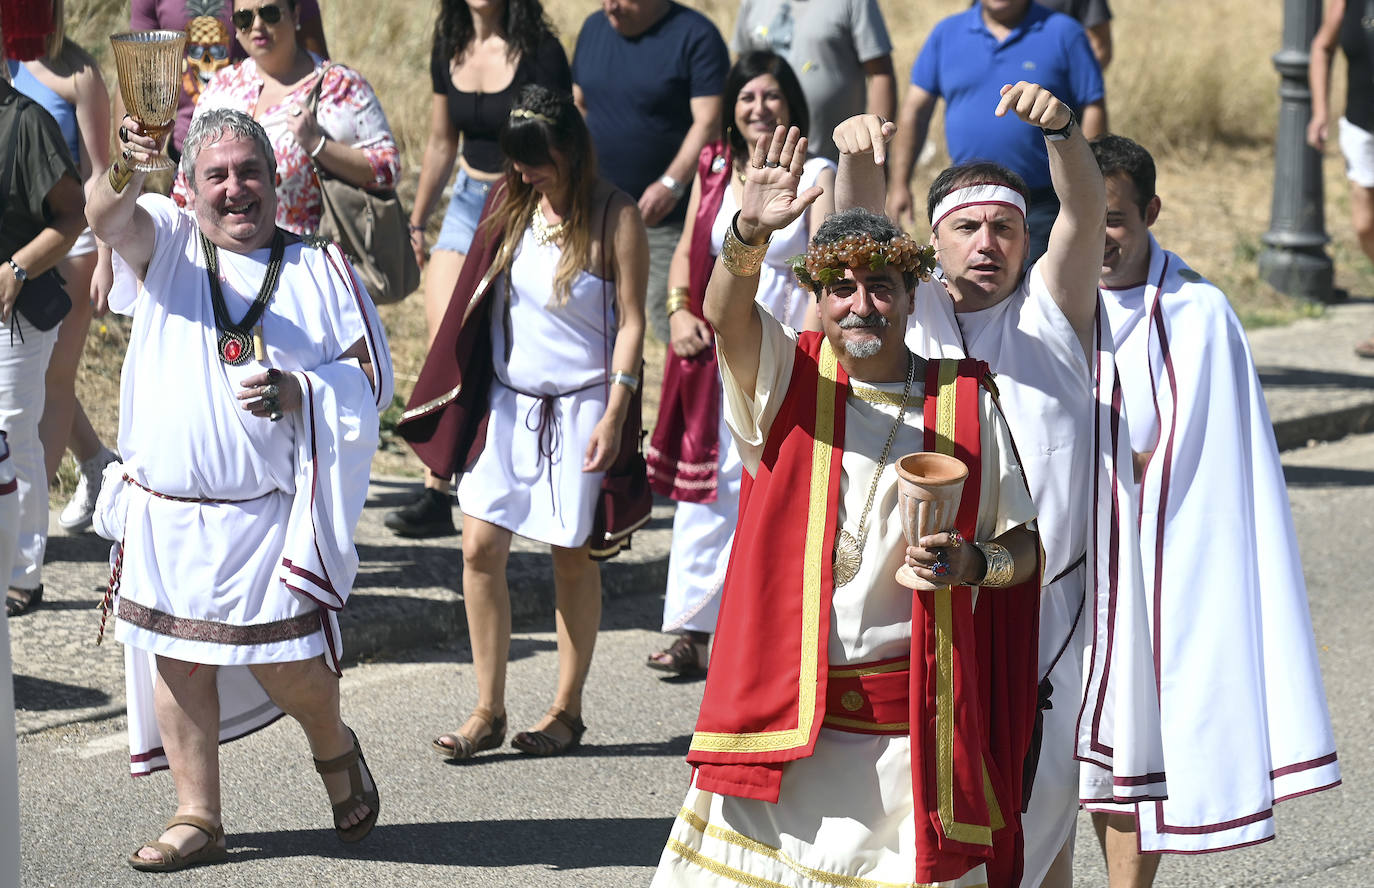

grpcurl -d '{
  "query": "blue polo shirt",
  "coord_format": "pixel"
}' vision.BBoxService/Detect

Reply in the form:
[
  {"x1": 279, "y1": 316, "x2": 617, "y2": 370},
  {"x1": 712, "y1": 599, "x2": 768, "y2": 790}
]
[
  {"x1": 912, "y1": 2, "x2": 1103, "y2": 190},
  {"x1": 573, "y1": 3, "x2": 729, "y2": 226}
]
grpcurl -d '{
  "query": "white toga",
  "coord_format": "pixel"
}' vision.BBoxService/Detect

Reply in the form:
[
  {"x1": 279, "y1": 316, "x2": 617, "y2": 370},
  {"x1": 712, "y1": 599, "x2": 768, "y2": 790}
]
[{"x1": 99, "y1": 194, "x2": 393, "y2": 775}]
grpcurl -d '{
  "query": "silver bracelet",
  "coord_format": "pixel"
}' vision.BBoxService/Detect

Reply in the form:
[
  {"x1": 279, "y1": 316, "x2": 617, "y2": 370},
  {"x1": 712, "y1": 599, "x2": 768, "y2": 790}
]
[
  {"x1": 310, "y1": 135, "x2": 327, "y2": 158},
  {"x1": 974, "y1": 541, "x2": 1016, "y2": 587},
  {"x1": 609, "y1": 371, "x2": 640, "y2": 393}
]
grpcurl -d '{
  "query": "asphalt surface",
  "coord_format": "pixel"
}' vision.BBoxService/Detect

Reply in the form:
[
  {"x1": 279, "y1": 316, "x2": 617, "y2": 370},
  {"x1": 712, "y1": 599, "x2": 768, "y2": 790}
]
[{"x1": 10, "y1": 296, "x2": 1374, "y2": 886}]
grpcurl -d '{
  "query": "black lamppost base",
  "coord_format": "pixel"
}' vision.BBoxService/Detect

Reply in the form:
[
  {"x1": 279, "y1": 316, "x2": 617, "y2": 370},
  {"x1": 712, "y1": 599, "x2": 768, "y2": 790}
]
[{"x1": 1259, "y1": 244, "x2": 1339, "y2": 303}]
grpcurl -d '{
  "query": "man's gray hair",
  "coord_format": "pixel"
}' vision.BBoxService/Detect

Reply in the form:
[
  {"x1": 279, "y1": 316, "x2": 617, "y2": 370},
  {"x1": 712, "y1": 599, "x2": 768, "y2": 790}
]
[
  {"x1": 810, "y1": 208, "x2": 919, "y2": 292},
  {"x1": 180, "y1": 108, "x2": 277, "y2": 189}
]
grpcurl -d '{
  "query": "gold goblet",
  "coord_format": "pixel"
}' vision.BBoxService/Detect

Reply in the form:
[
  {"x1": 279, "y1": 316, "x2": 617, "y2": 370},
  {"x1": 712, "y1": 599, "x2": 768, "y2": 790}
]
[
  {"x1": 110, "y1": 30, "x2": 186, "y2": 172},
  {"x1": 894, "y1": 452, "x2": 968, "y2": 591}
]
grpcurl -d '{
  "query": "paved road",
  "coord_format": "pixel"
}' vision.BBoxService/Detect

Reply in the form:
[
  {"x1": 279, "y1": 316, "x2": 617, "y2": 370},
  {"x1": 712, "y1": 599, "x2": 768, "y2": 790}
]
[{"x1": 16, "y1": 430, "x2": 1374, "y2": 886}]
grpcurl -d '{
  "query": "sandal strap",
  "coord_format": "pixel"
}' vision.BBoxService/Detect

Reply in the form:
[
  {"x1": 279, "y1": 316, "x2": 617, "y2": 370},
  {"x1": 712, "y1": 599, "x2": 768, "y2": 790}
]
[
  {"x1": 544, "y1": 707, "x2": 584, "y2": 733},
  {"x1": 314, "y1": 730, "x2": 362, "y2": 775},
  {"x1": 162, "y1": 814, "x2": 222, "y2": 840}
]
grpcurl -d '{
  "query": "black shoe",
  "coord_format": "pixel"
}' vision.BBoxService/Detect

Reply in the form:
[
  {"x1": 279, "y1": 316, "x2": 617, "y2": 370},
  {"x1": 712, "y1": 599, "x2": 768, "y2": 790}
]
[
  {"x1": 6, "y1": 584, "x2": 43, "y2": 617},
  {"x1": 384, "y1": 488, "x2": 456, "y2": 538}
]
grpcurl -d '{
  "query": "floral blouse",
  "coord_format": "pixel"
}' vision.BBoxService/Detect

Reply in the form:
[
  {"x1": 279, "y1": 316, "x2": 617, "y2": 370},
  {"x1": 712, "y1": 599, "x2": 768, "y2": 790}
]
[{"x1": 172, "y1": 55, "x2": 400, "y2": 235}]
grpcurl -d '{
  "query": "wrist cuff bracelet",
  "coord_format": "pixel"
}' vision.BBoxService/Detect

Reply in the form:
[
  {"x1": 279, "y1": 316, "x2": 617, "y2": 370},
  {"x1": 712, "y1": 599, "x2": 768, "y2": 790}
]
[
  {"x1": 666, "y1": 286, "x2": 690, "y2": 316},
  {"x1": 609, "y1": 371, "x2": 640, "y2": 393},
  {"x1": 973, "y1": 541, "x2": 1015, "y2": 587},
  {"x1": 108, "y1": 160, "x2": 134, "y2": 194},
  {"x1": 721, "y1": 211, "x2": 769, "y2": 277}
]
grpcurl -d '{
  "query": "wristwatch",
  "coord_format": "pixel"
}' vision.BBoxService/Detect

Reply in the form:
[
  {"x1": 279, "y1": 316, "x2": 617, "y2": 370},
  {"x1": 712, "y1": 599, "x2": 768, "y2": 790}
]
[
  {"x1": 659, "y1": 174, "x2": 686, "y2": 201},
  {"x1": 1040, "y1": 109, "x2": 1078, "y2": 142},
  {"x1": 5, "y1": 258, "x2": 26, "y2": 283}
]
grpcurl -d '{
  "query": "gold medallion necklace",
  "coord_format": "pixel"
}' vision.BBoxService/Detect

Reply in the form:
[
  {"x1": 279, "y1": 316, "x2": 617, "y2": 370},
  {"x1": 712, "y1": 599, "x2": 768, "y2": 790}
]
[
  {"x1": 832, "y1": 352, "x2": 916, "y2": 587},
  {"x1": 531, "y1": 202, "x2": 568, "y2": 246}
]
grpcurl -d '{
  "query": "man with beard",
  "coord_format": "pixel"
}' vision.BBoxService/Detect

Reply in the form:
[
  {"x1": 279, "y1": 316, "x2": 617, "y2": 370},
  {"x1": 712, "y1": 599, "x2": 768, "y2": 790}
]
[{"x1": 652, "y1": 118, "x2": 1045, "y2": 887}]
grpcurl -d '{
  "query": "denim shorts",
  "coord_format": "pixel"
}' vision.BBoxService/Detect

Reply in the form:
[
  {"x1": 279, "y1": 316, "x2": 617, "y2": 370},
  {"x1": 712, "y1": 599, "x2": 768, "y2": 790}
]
[{"x1": 434, "y1": 167, "x2": 495, "y2": 254}]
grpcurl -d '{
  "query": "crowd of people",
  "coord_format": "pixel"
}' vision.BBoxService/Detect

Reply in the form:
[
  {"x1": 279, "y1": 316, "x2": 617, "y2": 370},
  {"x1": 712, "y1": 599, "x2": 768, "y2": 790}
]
[{"x1": 0, "y1": 0, "x2": 1353, "y2": 885}]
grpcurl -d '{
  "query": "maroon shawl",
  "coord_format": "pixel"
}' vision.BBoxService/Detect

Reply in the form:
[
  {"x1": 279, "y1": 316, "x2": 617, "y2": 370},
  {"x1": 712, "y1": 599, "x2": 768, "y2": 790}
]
[{"x1": 645, "y1": 141, "x2": 732, "y2": 503}]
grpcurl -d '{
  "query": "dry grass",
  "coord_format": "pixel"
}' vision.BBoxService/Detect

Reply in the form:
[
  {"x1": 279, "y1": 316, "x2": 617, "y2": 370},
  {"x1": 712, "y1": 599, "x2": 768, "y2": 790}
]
[{"x1": 60, "y1": 0, "x2": 1372, "y2": 481}]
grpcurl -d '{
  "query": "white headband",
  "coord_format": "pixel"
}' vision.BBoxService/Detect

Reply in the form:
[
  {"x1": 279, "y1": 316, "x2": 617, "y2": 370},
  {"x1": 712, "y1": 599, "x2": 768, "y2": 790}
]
[{"x1": 931, "y1": 183, "x2": 1027, "y2": 230}]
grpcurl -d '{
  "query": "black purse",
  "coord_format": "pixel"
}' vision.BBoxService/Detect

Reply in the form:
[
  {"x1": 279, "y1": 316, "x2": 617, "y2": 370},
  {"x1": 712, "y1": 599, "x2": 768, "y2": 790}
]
[{"x1": 13, "y1": 267, "x2": 71, "y2": 331}]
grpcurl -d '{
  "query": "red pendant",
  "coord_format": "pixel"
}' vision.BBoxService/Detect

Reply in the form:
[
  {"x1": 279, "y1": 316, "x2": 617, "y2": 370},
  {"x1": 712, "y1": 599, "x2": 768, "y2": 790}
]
[{"x1": 218, "y1": 330, "x2": 251, "y2": 366}]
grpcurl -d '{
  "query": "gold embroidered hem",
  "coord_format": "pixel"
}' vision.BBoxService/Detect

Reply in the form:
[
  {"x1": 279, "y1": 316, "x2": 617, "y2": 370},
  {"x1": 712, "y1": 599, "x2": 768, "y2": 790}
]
[
  {"x1": 653, "y1": 793, "x2": 989, "y2": 888},
  {"x1": 117, "y1": 598, "x2": 320, "y2": 646}
]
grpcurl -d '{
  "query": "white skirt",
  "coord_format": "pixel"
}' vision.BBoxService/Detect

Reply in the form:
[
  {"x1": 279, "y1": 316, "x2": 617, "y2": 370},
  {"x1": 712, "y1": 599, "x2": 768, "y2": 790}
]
[
  {"x1": 652, "y1": 731, "x2": 986, "y2": 888},
  {"x1": 458, "y1": 379, "x2": 608, "y2": 548},
  {"x1": 662, "y1": 410, "x2": 742, "y2": 633}
]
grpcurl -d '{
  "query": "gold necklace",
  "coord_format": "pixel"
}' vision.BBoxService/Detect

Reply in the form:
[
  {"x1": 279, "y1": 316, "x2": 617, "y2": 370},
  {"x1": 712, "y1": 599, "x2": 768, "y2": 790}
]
[
  {"x1": 531, "y1": 203, "x2": 568, "y2": 246},
  {"x1": 832, "y1": 352, "x2": 917, "y2": 587}
]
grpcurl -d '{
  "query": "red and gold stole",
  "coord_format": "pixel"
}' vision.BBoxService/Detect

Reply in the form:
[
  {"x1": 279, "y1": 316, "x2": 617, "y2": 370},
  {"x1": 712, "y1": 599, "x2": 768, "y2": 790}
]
[
  {"x1": 687, "y1": 331, "x2": 844, "y2": 800},
  {"x1": 910, "y1": 359, "x2": 1040, "y2": 886}
]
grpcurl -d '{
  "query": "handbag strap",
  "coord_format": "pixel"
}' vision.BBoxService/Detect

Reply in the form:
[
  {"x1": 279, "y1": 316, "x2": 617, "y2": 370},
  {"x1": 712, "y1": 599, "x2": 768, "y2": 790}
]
[
  {"x1": 305, "y1": 62, "x2": 334, "y2": 187},
  {"x1": 599, "y1": 188, "x2": 615, "y2": 389}
]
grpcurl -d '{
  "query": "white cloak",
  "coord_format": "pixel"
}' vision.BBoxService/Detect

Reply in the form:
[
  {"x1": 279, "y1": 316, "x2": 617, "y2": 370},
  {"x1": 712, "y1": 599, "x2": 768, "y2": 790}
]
[
  {"x1": 1091, "y1": 237, "x2": 1339, "y2": 852},
  {"x1": 906, "y1": 265, "x2": 1166, "y2": 885}
]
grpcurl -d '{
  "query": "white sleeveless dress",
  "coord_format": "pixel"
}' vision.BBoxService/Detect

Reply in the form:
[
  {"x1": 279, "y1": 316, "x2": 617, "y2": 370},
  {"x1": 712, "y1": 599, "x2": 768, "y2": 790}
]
[{"x1": 457, "y1": 226, "x2": 617, "y2": 548}]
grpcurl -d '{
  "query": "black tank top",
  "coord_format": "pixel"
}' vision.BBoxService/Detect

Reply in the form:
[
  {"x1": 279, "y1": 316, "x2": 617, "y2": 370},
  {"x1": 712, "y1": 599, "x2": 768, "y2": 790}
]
[{"x1": 1341, "y1": 0, "x2": 1374, "y2": 131}]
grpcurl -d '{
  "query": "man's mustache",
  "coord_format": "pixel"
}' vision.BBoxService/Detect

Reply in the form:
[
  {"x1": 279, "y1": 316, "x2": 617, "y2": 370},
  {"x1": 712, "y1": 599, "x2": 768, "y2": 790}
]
[{"x1": 838, "y1": 313, "x2": 888, "y2": 330}]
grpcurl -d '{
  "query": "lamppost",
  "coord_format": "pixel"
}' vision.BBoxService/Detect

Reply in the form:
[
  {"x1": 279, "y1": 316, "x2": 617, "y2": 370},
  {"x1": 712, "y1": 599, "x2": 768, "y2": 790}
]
[{"x1": 1259, "y1": 0, "x2": 1338, "y2": 303}]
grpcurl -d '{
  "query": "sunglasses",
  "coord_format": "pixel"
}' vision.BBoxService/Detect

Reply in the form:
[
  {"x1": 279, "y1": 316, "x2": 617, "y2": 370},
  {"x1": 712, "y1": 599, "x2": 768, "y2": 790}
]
[{"x1": 232, "y1": 3, "x2": 284, "y2": 32}]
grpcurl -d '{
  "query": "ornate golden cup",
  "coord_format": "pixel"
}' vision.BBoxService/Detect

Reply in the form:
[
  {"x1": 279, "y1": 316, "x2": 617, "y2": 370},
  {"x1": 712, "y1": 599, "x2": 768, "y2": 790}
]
[
  {"x1": 110, "y1": 30, "x2": 186, "y2": 172},
  {"x1": 893, "y1": 452, "x2": 968, "y2": 591}
]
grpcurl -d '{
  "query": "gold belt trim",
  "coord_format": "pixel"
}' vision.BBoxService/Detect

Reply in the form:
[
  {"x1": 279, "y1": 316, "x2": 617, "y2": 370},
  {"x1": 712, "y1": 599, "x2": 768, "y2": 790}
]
[
  {"x1": 117, "y1": 598, "x2": 320, "y2": 646},
  {"x1": 671, "y1": 807, "x2": 948, "y2": 888}
]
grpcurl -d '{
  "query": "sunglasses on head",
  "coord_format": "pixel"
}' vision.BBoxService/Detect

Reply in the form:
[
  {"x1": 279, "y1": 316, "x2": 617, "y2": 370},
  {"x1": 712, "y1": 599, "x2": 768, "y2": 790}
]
[{"x1": 232, "y1": 3, "x2": 284, "y2": 31}]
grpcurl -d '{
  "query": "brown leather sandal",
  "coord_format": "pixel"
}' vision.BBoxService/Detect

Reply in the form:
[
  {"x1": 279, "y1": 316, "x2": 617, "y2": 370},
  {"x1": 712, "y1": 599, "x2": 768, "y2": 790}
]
[
  {"x1": 313, "y1": 728, "x2": 380, "y2": 843},
  {"x1": 511, "y1": 707, "x2": 586, "y2": 757},
  {"x1": 646, "y1": 632, "x2": 709, "y2": 677},
  {"x1": 127, "y1": 814, "x2": 227, "y2": 872},
  {"x1": 431, "y1": 706, "x2": 507, "y2": 760}
]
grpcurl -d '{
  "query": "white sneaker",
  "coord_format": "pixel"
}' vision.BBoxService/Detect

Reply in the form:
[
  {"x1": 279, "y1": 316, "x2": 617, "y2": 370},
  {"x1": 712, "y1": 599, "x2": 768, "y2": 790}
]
[{"x1": 59, "y1": 447, "x2": 117, "y2": 532}]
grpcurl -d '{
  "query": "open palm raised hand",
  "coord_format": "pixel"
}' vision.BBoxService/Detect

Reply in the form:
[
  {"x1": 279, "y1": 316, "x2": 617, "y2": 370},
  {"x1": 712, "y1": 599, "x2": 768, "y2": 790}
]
[{"x1": 737, "y1": 126, "x2": 825, "y2": 242}]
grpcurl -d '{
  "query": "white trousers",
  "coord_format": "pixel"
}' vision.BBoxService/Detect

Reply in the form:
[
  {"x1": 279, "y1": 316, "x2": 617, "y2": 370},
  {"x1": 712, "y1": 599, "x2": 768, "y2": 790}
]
[
  {"x1": 0, "y1": 316, "x2": 57, "y2": 590},
  {"x1": 0, "y1": 434, "x2": 25, "y2": 883}
]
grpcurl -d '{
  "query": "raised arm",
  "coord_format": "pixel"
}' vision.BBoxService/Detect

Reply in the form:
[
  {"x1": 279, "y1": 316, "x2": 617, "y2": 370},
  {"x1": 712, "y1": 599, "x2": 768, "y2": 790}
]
[
  {"x1": 707, "y1": 127, "x2": 823, "y2": 398},
  {"x1": 832, "y1": 114, "x2": 898, "y2": 215},
  {"x1": 85, "y1": 118, "x2": 161, "y2": 280},
  {"x1": 997, "y1": 81, "x2": 1104, "y2": 352},
  {"x1": 886, "y1": 84, "x2": 937, "y2": 229}
]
